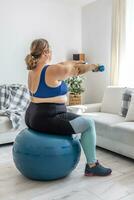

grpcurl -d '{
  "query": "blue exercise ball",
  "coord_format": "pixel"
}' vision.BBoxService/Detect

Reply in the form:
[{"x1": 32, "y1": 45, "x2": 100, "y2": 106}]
[{"x1": 12, "y1": 128, "x2": 81, "y2": 181}]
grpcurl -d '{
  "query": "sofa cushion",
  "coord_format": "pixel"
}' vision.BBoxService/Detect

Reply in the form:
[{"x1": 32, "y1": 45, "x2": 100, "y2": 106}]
[
  {"x1": 101, "y1": 86, "x2": 126, "y2": 114},
  {"x1": 111, "y1": 122, "x2": 134, "y2": 146},
  {"x1": 82, "y1": 112, "x2": 125, "y2": 142},
  {"x1": 0, "y1": 116, "x2": 12, "y2": 133},
  {"x1": 82, "y1": 112, "x2": 125, "y2": 126},
  {"x1": 83, "y1": 112, "x2": 134, "y2": 146}
]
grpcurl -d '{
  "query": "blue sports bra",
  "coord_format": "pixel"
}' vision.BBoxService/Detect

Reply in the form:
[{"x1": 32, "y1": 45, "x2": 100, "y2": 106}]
[{"x1": 30, "y1": 65, "x2": 68, "y2": 98}]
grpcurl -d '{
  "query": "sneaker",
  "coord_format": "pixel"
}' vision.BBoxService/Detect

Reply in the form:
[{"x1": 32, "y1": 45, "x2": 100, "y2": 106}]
[{"x1": 84, "y1": 160, "x2": 112, "y2": 176}]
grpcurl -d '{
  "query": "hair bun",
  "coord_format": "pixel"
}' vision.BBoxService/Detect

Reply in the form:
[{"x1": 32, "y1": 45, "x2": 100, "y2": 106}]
[
  {"x1": 25, "y1": 54, "x2": 38, "y2": 70},
  {"x1": 25, "y1": 38, "x2": 50, "y2": 70}
]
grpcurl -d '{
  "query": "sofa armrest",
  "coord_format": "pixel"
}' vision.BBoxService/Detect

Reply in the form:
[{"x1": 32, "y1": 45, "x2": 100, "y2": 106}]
[
  {"x1": 67, "y1": 103, "x2": 102, "y2": 114},
  {"x1": 83, "y1": 103, "x2": 102, "y2": 112}
]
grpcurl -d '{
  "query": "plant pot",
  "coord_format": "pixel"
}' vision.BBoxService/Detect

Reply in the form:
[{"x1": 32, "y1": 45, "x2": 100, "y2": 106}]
[{"x1": 69, "y1": 93, "x2": 81, "y2": 105}]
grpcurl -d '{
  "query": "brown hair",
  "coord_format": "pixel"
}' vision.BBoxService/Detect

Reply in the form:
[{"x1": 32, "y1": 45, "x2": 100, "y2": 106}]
[{"x1": 25, "y1": 39, "x2": 50, "y2": 70}]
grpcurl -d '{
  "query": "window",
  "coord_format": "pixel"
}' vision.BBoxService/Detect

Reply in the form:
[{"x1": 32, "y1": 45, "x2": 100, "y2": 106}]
[{"x1": 119, "y1": 0, "x2": 134, "y2": 87}]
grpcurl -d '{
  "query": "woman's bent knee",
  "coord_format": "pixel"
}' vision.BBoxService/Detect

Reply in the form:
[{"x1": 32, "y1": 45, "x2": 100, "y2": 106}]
[{"x1": 69, "y1": 116, "x2": 95, "y2": 133}]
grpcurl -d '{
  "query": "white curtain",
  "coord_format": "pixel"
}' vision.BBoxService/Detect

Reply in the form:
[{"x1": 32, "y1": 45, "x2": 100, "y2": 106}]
[
  {"x1": 118, "y1": 0, "x2": 134, "y2": 87},
  {"x1": 110, "y1": 0, "x2": 126, "y2": 85}
]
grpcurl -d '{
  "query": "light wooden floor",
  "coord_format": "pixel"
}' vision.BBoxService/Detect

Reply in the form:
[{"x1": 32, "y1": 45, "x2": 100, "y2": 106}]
[{"x1": 0, "y1": 144, "x2": 134, "y2": 200}]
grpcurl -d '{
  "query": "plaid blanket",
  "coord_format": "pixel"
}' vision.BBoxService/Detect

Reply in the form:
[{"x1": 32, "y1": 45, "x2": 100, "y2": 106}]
[
  {"x1": 120, "y1": 89, "x2": 134, "y2": 117},
  {"x1": 0, "y1": 84, "x2": 30, "y2": 129}
]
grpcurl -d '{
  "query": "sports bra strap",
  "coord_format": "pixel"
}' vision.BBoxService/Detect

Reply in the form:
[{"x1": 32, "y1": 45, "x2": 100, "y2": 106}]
[
  {"x1": 39, "y1": 65, "x2": 49, "y2": 83},
  {"x1": 29, "y1": 65, "x2": 49, "y2": 97}
]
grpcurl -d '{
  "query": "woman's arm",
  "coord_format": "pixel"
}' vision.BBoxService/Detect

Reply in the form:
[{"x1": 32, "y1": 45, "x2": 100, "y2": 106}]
[
  {"x1": 48, "y1": 61, "x2": 97, "y2": 81},
  {"x1": 76, "y1": 63, "x2": 98, "y2": 75}
]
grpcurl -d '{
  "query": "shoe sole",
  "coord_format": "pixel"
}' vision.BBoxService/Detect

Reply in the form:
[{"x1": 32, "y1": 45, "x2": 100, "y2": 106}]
[{"x1": 84, "y1": 172, "x2": 112, "y2": 177}]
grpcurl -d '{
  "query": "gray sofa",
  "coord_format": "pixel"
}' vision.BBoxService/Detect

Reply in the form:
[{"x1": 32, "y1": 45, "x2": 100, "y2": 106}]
[
  {"x1": 68, "y1": 86, "x2": 134, "y2": 159},
  {"x1": 0, "y1": 115, "x2": 26, "y2": 145}
]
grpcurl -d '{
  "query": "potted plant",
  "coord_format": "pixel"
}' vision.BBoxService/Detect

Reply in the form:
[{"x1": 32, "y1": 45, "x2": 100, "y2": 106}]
[{"x1": 65, "y1": 76, "x2": 85, "y2": 105}]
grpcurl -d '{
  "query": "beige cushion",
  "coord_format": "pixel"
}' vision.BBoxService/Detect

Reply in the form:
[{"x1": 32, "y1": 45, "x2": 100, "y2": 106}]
[
  {"x1": 0, "y1": 116, "x2": 12, "y2": 133},
  {"x1": 101, "y1": 86, "x2": 126, "y2": 114},
  {"x1": 125, "y1": 95, "x2": 134, "y2": 121}
]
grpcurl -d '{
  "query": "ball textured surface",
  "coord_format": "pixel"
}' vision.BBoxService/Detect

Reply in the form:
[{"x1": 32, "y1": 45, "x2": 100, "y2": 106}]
[{"x1": 12, "y1": 128, "x2": 81, "y2": 181}]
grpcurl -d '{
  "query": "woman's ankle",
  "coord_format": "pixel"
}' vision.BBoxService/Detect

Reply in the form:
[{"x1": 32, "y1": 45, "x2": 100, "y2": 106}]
[{"x1": 88, "y1": 163, "x2": 96, "y2": 168}]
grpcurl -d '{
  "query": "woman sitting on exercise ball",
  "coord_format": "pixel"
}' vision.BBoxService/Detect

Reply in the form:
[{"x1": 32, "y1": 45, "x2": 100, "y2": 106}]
[{"x1": 25, "y1": 38, "x2": 112, "y2": 177}]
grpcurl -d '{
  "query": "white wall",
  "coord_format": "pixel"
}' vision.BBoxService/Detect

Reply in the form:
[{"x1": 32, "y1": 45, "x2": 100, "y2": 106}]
[
  {"x1": 82, "y1": 0, "x2": 113, "y2": 103},
  {"x1": 1, "y1": 0, "x2": 113, "y2": 103},
  {"x1": 0, "y1": 0, "x2": 81, "y2": 85}
]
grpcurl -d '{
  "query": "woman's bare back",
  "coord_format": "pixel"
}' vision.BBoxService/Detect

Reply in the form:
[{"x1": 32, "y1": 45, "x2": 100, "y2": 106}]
[{"x1": 28, "y1": 66, "x2": 67, "y2": 104}]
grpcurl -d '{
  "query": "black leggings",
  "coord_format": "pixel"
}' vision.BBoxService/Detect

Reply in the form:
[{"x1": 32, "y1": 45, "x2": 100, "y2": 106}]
[
  {"x1": 25, "y1": 102, "x2": 97, "y2": 163},
  {"x1": 25, "y1": 102, "x2": 79, "y2": 135}
]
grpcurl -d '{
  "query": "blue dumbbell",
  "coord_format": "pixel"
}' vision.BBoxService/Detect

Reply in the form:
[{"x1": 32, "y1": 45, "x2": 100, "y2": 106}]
[
  {"x1": 98, "y1": 65, "x2": 105, "y2": 72},
  {"x1": 84, "y1": 62, "x2": 105, "y2": 72},
  {"x1": 92, "y1": 65, "x2": 105, "y2": 72}
]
